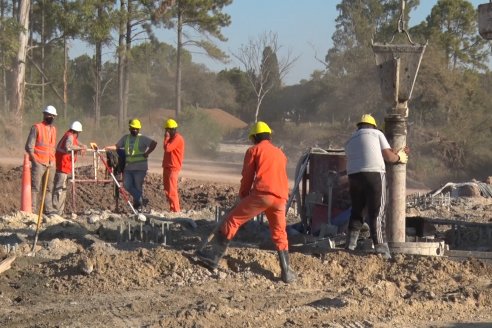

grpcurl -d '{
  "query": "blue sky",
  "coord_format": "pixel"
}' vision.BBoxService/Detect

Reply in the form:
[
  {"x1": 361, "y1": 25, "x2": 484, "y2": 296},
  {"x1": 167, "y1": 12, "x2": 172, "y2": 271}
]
[{"x1": 71, "y1": 0, "x2": 486, "y2": 85}]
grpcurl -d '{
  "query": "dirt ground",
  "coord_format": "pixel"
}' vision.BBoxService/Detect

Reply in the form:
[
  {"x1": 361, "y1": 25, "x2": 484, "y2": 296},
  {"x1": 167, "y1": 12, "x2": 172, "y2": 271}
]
[{"x1": 0, "y1": 156, "x2": 491, "y2": 328}]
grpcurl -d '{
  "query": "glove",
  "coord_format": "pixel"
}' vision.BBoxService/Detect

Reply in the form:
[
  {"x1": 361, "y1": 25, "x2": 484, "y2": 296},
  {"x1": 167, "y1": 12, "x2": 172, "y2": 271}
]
[{"x1": 397, "y1": 149, "x2": 408, "y2": 164}]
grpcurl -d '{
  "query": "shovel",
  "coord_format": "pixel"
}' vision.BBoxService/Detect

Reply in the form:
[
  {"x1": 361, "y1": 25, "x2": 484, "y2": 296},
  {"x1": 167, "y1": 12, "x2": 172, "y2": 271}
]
[
  {"x1": 90, "y1": 143, "x2": 146, "y2": 222},
  {"x1": 31, "y1": 166, "x2": 50, "y2": 253}
]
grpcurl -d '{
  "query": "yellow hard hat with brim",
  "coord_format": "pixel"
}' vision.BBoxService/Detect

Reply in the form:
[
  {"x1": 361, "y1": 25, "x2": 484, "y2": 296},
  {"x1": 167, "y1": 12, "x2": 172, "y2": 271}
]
[
  {"x1": 357, "y1": 114, "x2": 377, "y2": 127},
  {"x1": 249, "y1": 121, "x2": 272, "y2": 137},
  {"x1": 129, "y1": 119, "x2": 142, "y2": 129},
  {"x1": 165, "y1": 119, "x2": 178, "y2": 129}
]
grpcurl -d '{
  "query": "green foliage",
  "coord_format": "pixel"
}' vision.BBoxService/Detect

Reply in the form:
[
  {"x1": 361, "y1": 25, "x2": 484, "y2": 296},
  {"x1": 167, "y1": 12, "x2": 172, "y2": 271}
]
[
  {"x1": 2, "y1": 0, "x2": 492, "y2": 187},
  {"x1": 217, "y1": 68, "x2": 256, "y2": 121},
  {"x1": 162, "y1": 0, "x2": 232, "y2": 45},
  {"x1": 261, "y1": 46, "x2": 281, "y2": 91},
  {"x1": 326, "y1": 0, "x2": 420, "y2": 76},
  {"x1": 0, "y1": 17, "x2": 20, "y2": 68},
  {"x1": 178, "y1": 106, "x2": 223, "y2": 156},
  {"x1": 424, "y1": 0, "x2": 488, "y2": 70}
]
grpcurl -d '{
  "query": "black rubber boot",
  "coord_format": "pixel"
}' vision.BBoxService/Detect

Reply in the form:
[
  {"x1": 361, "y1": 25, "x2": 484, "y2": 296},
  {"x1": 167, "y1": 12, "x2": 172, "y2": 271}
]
[
  {"x1": 345, "y1": 230, "x2": 360, "y2": 251},
  {"x1": 196, "y1": 233, "x2": 230, "y2": 269},
  {"x1": 374, "y1": 243, "x2": 392, "y2": 260},
  {"x1": 278, "y1": 250, "x2": 297, "y2": 283}
]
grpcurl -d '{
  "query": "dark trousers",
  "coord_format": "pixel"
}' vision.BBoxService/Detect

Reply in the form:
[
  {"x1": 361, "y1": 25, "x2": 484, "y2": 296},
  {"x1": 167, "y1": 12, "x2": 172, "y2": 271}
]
[{"x1": 348, "y1": 171, "x2": 387, "y2": 245}]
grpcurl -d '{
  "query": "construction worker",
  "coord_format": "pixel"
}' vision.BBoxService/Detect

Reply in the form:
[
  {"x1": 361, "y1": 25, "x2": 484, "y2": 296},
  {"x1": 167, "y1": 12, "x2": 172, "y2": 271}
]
[
  {"x1": 106, "y1": 119, "x2": 157, "y2": 211},
  {"x1": 197, "y1": 121, "x2": 297, "y2": 283},
  {"x1": 53, "y1": 121, "x2": 87, "y2": 215},
  {"x1": 24, "y1": 105, "x2": 58, "y2": 215},
  {"x1": 162, "y1": 118, "x2": 185, "y2": 212},
  {"x1": 344, "y1": 114, "x2": 409, "y2": 259}
]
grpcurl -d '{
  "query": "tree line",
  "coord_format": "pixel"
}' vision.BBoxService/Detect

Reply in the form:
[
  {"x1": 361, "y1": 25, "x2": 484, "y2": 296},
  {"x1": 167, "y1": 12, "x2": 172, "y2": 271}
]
[{"x1": 1, "y1": 0, "x2": 491, "y2": 185}]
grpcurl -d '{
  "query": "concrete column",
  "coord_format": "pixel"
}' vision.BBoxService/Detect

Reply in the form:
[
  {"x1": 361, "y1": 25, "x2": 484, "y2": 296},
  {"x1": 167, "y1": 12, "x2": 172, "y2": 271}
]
[{"x1": 384, "y1": 114, "x2": 407, "y2": 243}]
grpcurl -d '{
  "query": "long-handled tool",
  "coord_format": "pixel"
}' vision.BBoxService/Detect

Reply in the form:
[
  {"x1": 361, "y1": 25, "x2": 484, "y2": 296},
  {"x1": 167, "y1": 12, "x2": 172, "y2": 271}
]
[
  {"x1": 196, "y1": 201, "x2": 238, "y2": 253},
  {"x1": 90, "y1": 143, "x2": 146, "y2": 222},
  {"x1": 31, "y1": 166, "x2": 50, "y2": 253}
]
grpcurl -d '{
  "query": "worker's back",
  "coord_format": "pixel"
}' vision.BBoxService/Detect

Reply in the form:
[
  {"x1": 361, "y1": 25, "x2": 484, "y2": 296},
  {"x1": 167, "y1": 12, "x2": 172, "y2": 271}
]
[{"x1": 243, "y1": 140, "x2": 289, "y2": 200}]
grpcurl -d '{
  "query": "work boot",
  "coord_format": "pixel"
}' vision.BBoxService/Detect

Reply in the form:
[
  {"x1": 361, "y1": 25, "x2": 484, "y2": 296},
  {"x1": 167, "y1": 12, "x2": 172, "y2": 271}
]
[
  {"x1": 374, "y1": 243, "x2": 392, "y2": 260},
  {"x1": 345, "y1": 230, "x2": 360, "y2": 251},
  {"x1": 278, "y1": 250, "x2": 297, "y2": 283},
  {"x1": 196, "y1": 233, "x2": 230, "y2": 270}
]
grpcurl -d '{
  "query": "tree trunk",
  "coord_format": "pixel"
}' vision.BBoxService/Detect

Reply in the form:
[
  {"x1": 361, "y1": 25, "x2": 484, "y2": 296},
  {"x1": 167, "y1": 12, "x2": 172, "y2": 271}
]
[
  {"x1": 95, "y1": 42, "x2": 102, "y2": 128},
  {"x1": 123, "y1": 0, "x2": 132, "y2": 125},
  {"x1": 175, "y1": 9, "x2": 182, "y2": 118},
  {"x1": 63, "y1": 35, "x2": 68, "y2": 119},
  {"x1": 117, "y1": 0, "x2": 126, "y2": 130},
  {"x1": 11, "y1": 0, "x2": 30, "y2": 119},
  {"x1": 1, "y1": 0, "x2": 8, "y2": 111},
  {"x1": 41, "y1": 0, "x2": 45, "y2": 105}
]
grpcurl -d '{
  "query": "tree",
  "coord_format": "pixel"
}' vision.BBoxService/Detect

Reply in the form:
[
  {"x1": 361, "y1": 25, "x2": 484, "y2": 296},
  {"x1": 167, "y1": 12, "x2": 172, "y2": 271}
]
[
  {"x1": 232, "y1": 31, "x2": 297, "y2": 123},
  {"x1": 217, "y1": 68, "x2": 256, "y2": 121},
  {"x1": 261, "y1": 46, "x2": 280, "y2": 92},
  {"x1": 0, "y1": 1, "x2": 19, "y2": 111},
  {"x1": 79, "y1": 0, "x2": 115, "y2": 128},
  {"x1": 159, "y1": 0, "x2": 231, "y2": 118},
  {"x1": 129, "y1": 41, "x2": 179, "y2": 113},
  {"x1": 10, "y1": 0, "x2": 30, "y2": 118},
  {"x1": 29, "y1": 0, "x2": 81, "y2": 118},
  {"x1": 115, "y1": 0, "x2": 175, "y2": 130},
  {"x1": 423, "y1": 0, "x2": 489, "y2": 70},
  {"x1": 326, "y1": 0, "x2": 420, "y2": 77}
]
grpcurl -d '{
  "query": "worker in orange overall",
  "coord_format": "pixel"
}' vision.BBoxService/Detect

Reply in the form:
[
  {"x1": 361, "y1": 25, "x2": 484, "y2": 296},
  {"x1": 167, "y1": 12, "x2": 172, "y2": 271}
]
[
  {"x1": 162, "y1": 119, "x2": 185, "y2": 212},
  {"x1": 53, "y1": 121, "x2": 87, "y2": 215},
  {"x1": 196, "y1": 121, "x2": 297, "y2": 283},
  {"x1": 24, "y1": 105, "x2": 58, "y2": 216}
]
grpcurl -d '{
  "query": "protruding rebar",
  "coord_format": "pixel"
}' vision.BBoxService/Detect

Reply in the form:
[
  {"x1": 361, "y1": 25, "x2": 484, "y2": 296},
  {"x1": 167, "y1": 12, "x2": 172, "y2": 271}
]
[
  {"x1": 140, "y1": 222, "x2": 143, "y2": 241},
  {"x1": 128, "y1": 221, "x2": 131, "y2": 241}
]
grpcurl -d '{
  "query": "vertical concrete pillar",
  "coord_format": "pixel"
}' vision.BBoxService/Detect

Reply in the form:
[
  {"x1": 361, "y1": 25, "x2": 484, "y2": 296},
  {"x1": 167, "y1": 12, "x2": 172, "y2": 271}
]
[{"x1": 384, "y1": 114, "x2": 407, "y2": 243}]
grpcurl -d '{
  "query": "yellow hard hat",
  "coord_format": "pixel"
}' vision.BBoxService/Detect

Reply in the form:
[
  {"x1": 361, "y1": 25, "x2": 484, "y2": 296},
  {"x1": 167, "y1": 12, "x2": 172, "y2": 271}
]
[
  {"x1": 165, "y1": 119, "x2": 178, "y2": 129},
  {"x1": 357, "y1": 114, "x2": 377, "y2": 127},
  {"x1": 249, "y1": 121, "x2": 272, "y2": 137},
  {"x1": 129, "y1": 119, "x2": 142, "y2": 129}
]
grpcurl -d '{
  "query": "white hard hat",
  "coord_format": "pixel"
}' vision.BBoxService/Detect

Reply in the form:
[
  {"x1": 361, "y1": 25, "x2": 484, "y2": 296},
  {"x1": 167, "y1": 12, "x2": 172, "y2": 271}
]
[
  {"x1": 70, "y1": 121, "x2": 83, "y2": 132},
  {"x1": 43, "y1": 105, "x2": 57, "y2": 116}
]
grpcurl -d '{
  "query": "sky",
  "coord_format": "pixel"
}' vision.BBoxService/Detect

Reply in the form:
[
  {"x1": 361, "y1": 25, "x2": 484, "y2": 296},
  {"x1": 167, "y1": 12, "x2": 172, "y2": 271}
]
[{"x1": 71, "y1": 0, "x2": 487, "y2": 86}]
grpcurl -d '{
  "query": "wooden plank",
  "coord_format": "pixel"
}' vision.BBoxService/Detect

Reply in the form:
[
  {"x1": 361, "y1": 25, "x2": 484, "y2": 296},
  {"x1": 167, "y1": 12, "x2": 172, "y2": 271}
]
[{"x1": 0, "y1": 256, "x2": 16, "y2": 274}]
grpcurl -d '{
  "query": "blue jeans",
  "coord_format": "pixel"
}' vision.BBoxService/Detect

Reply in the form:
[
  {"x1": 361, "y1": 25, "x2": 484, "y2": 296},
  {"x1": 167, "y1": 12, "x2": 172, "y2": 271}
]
[{"x1": 123, "y1": 170, "x2": 146, "y2": 205}]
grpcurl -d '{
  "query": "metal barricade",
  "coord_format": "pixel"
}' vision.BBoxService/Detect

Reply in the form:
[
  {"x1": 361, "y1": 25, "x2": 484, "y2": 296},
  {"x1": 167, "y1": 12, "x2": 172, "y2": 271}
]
[{"x1": 69, "y1": 149, "x2": 113, "y2": 213}]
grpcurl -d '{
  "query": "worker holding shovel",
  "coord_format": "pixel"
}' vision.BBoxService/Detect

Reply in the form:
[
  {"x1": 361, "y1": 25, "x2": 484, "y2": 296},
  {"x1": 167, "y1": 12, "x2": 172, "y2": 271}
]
[
  {"x1": 196, "y1": 121, "x2": 297, "y2": 283},
  {"x1": 24, "y1": 105, "x2": 58, "y2": 216}
]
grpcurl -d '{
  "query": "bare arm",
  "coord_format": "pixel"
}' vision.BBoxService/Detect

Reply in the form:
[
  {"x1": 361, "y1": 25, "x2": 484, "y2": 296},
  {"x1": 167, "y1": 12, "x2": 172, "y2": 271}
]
[
  {"x1": 25, "y1": 126, "x2": 37, "y2": 162},
  {"x1": 144, "y1": 140, "x2": 157, "y2": 158},
  {"x1": 382, "y1": 148, "x2": 400, "y2": 164}
]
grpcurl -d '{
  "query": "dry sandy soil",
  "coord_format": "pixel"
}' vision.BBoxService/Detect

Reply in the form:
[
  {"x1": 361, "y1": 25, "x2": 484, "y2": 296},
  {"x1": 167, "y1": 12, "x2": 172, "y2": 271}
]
[{"x1": 0, "y1": 153, "x2": 491, "y2": 328}]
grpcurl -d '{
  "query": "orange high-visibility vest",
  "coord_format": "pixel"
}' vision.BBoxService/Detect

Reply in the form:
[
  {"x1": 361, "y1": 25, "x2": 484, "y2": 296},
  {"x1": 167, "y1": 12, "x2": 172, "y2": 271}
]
[
  {"x1": 55, "y1": 130, "x2": 79, "y2": 174},
  {"x1": 33, "y1": 122, "x2": 56, "y2": 165}
]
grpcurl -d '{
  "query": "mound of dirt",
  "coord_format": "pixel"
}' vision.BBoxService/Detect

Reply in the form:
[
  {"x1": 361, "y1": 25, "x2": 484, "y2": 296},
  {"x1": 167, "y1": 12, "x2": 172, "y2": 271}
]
[{"x1": 0, "y1": 163, "x2": 491, "y2": 327}]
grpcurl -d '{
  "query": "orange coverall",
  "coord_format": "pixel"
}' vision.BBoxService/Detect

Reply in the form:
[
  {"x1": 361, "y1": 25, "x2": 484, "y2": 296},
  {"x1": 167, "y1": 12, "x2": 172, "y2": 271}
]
[
  {"x1": 162, "y1": 132, "x2": 185, "y2": 212},
  {"x1": 220, "y1": 140, "x2": 290, "y2": 250}
]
